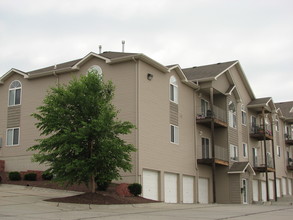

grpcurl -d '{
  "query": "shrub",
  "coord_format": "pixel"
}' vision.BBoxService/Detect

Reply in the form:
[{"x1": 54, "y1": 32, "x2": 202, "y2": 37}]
[
  {"x1": 42, "y1": 172, "x2": 53, "y2": 180},
  {"x1": 24, "y1": 173, "x2": 37, "y2": 181},
  {"x1": 128, "y1": 183, "x2": 142, "y2": 196},
  {"x1": 8, "y1": 172, "x2": 21, "y2": 181}
]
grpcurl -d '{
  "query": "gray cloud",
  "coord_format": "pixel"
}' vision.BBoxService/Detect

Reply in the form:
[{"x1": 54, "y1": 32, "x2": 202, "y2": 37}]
[{"x1": 1, "y1": 0, "x2": 292, "y2": 101}]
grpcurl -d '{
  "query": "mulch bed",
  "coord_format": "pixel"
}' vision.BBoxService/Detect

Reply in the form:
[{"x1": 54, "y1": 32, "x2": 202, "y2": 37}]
[
  {"x1": 46, "y1": 192, "x2": 159, "y2": 205},
  {"x1": 0, "y1": 178, "x2": 159, "y2": 205}
]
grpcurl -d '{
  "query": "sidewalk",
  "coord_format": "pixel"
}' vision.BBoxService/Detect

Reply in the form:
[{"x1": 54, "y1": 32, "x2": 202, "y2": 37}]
[{"x1": 0, "y1": 184, "x2": 293, "y2": 220}]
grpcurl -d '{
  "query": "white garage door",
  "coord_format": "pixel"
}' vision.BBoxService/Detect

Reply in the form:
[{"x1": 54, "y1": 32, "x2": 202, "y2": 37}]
[
  {"x1": 261, "y1": 181, "x2": 267, "y2": 202},
  {"x1": 288, "y1": 179, "x2": 292, "y2": 195},
  {"x1": 252, "y1": 180, "x2": 259, "y2": 201},
  {"x1": 198, "y1": 178, "x2": 209, "y2": 204},
  {"x1": 164, "y1": 173, "x2": 178, "y2": 203},
  {"x1": 143, "y1": 170, "x2": 159, "y2": 201},
  {"x1": 282, "y1": 177, "x2": 287, "y2": 196},
  {"x1": 183, "y1": 176, "x2": 194, "y2": 203},
  {"x1": 269, "y1": 180, "x2": 274, "y2": 200},
  {"x1": 276, "y1": 179, "x2": 281, "y2": 197}
]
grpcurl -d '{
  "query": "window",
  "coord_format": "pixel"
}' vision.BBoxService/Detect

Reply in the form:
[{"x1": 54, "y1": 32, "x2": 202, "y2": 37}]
[
  {"x1": 275, "y1": 119, "x2": 279, "y2": 132},
  {"x1": 201, "y1": 99, "x2": 209, "y2": 117},
  {"x1": 88, "y1": 65, "x2": 103, "y2": 75},
  {"x1": 277, "y1": 146, "x2": 281, "y2": 157},
  {"x1": 241, "y1": 104, "x2": 247, "y2": 125},
  {"x1": 243, "y1": 143, "x2": 248, "y2": 158},
  {"x1": 170, "y1": 124, "x2": 179, "y2": 144},
  {"x1": 252, "y1": 147, "x2": 258, "y2": 167},
  {"x1": 230, "y1": 144, "x2": 238, "y2": 161},
  {"x1": 8, "y1": 80, "x2": 22, "y2": 106},
  {"x1": 228, "y1": 101, "x2": 236, "y2": 128},
  {"x1": 202, "y1": 138, "x2": 210, "y2": 159},
  {"x1": 6, "y1": 128, "x2": 20, "y2": 146},
  {"x1": 169, "y1": 76, "x2": 178, "y2": 104},
  {"x1": 251, "y1": 115, "x2": 257, "y2": 133}
]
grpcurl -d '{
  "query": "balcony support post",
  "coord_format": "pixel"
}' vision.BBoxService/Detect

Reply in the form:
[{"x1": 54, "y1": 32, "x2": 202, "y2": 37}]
[
  {"x1": 269, "y1": 113, "x2": 277, "y2": 201},
  {"x1": 262, "y1": 107, "x2": 270, "y2": 201},
  {"x1": 210, "y1": 87, "x2": 216, "y2": 203}
]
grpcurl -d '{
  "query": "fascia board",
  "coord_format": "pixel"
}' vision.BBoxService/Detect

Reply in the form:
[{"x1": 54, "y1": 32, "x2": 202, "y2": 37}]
[
  {"x1": 73, "y1": 52, "x2": 110, "y2": 68},
  {"x1": 0, "y1": 68, "x2": 28, "y2": 84}
]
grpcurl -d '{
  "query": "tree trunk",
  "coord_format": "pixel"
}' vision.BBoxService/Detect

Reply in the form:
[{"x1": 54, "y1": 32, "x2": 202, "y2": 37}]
[
  {"x1": 91, "y1": 174, "x2": 96, "y2": 193},
  {"x1": 89, "y1": 140, "x2": 96, "y2": 193}
]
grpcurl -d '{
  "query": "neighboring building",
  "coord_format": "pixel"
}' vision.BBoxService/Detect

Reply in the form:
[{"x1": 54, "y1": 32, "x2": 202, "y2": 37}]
[{"x1": 0, "y1": 51, "x2": 292, "y2": 204}]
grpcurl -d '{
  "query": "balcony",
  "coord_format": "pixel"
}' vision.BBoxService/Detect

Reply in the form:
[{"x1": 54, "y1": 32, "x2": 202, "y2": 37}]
[
  {"x1": 249, "y1": 125, "x2": 273, "y2": 141},
  {"x1": 287, "y1": 158, "x2": 293, "y2": 171},
  {"x1": 285, "y1": 134, "x2": 293, "y2": 145},
  {"x1": 197, "y1": 145, "x2": 229, "y2": 166},
  {"x1": 252, "y1": 155, "x2": 275, "y2": 172},
  {"x1": 196, "y1": 105, "x2": 228, "y2": 128}
]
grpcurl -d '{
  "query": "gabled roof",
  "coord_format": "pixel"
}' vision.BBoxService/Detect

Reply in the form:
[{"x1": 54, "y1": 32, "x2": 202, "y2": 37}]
[
  {"x1": 0, "y1": 68, "x2": 28, "y2": 84},
  {"x1": 27, "y1": 59, "x2": 82, "y2": 75},
  {"x1": 182, "y1": 60, "x2": 238, "y2": 82},
  {"x1": 247, "y1": 97, "x2": 276, "y2": 113},
  {"x1": 228, "y1": 162, "x2": 255, "y2": 175},
  {"x1": 275, "y1": 101, "x2": 293, "y2": 123},
  {"x1": 0, "y1": 51, "x2": 171, "y2": 82}
]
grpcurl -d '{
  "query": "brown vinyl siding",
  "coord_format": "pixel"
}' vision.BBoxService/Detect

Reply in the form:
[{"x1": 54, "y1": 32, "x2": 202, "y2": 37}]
[
  {"x1": 229, "y1": 174, "x2": 241, "y2": 203},
  {"x1": 7, "y1": 106, "x2": 21, "y2": 128},
  {"x1": 170, "y1": 102, "x2": 178, "y2": 126}
]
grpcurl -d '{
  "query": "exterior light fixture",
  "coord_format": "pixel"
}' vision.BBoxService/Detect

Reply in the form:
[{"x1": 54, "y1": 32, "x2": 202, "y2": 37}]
[{"x1": 147, "y1": 73, "x2": 153, "y2": 81}]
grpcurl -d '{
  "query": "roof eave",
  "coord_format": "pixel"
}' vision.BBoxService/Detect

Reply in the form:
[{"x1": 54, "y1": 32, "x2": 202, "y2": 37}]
[
  {"x1": 0, "y1": 68, "x2": 28, "y2": 84},
  {"x1": 109, "y1": 53, "x2": 169, "y2": 73}
]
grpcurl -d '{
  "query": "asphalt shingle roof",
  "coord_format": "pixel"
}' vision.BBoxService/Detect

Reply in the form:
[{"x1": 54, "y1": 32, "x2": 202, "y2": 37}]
[
  {"x1": 275, "y1": 101, "x2": 293, "y2": 119},
  {"x1": 182, "y1": 60, "x2": 238, "y2": 81}
]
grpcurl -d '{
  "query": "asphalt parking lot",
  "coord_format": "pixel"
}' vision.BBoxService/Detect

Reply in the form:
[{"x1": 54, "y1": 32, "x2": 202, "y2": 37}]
[{"x1": 0, "y1": 184, "x2": 293, "y2": 220}]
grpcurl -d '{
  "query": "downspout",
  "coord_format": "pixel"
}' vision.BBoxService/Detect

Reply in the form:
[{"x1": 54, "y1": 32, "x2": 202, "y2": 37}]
[
  {"x1": 53, "y1": 67, "x2": 59, "y2": 85},
  {"x1": 132, "y1": 57, "x2": 139, "y2": 183}
]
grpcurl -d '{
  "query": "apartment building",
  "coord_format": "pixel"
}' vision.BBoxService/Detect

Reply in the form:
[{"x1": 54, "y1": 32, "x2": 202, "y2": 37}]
[{"x1": 0, "y1": 51, "x2": 292, "y2": 204}]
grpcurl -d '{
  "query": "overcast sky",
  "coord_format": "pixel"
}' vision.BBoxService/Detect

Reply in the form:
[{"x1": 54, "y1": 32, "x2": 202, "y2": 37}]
[{"x1": 0, "y1": 0, "x2": 292, "y2": 102}]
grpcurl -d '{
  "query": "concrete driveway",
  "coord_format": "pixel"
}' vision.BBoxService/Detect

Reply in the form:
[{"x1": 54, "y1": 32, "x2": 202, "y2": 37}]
[{"x1": 0, "y1": 184, "x2": 293, "y2": 220}]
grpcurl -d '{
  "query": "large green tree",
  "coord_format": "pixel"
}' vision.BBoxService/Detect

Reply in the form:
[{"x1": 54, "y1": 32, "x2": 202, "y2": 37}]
[{"x1": 29, "y1": 71, "x2": 136, "y2": 193}]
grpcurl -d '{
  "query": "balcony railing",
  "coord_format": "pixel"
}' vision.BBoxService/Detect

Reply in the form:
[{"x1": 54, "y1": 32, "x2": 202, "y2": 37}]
[
  {"x1": 250, "y1": 124, "x2": 273, "y2": 140},
  {"x1": 252, "y1": 154, "x2": 275, "y2": 172},
  {"x1": 196, "y1": 105, "x2": 227, "y2": 127},
  {"x1": 197, "y1": 145, "x2": 229, "y2": 166},
  {"x1": 287, "y1": 158, "x2": 293, "y2": 171},
  {"x1": 285, "y1": 134, "x2": 293, "y2": 145}
]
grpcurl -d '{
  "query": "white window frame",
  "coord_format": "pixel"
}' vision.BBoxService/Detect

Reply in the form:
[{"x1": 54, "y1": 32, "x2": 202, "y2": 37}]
[
  {"x1": 201, "y1": 137, "x2": 210, "y2": 159},
  {"x1": 228, "y1": 101, "x2": 236, "y2": 128},
  {"x1": 241, "y1": 104, "x2": 247, "y2": 125},
  {"x1": 252, "y1": 147, "x2": 258, "y2": 167},
  {"x1": 6, "y1": 127, "x2": 20, "y2": 146},
  {"x1": 277, "y1": 146, "x2": 281, "y2": 157},
  {"x1": 275, "y1": 118, "x2": 279, "y2": 132},
  {"x1": 170, "y1": 124, "x2": 179, "y2": 144},
  {"x1": 8, "y1": 80, "x2": 22, "y2": 106},
  {"x1": 230, "y1": 144, "x2": 238, "y2": 161},
  {"x1": 169, "y1": 76, "x2": 178, "y2": 104},
  {"x1": 243, "y1": 143, "x2": 248, "y2": 158},
  {"x1": 200, "y1": 99, "x2": 209, "y2": 117}
]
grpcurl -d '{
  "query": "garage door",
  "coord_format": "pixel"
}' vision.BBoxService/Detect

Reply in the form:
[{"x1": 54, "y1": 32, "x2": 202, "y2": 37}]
[
  {"x1": 261, "y1": 181, "x2": 267, "y2": 202},
  {"x1": 269, "y1": 180, "x2": 274, "y2": 200},
  {"x1": 276, "y1": 179, "x2": 281, "y2": 197},
  {"x1": 252, "y1": 180, "x2": 259, "y2": 201},
  {"x1": 183, "y1": 176, "x2": 194, "y2": 203},
  {"x1": 288, "y1": 179, "x2": 292, "y2": 195},
  {"x1": 282, "y1": 177, "x2": 287, "y2": 196},
  {"x1": 198, "y1": 178, "x2": 209, "y2": 204},
  {"x1": 143, "y1": 170, "x2": 159, "y2": 201},
  {"x1": 164, "y1": 173, "x2": 178, "y2": 203}
]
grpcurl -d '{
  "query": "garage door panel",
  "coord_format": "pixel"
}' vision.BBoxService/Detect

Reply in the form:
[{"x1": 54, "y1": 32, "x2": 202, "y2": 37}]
[
  {"x1": 164, "y1": 173, "x2": 178, "y2": 203},
  {"x1": 143, "y1": 170, "x2": 159, "y2": 201},
  {"x1": 252, "y1": 180, "x2": 259, "y2": 201},
  {"x1": 198, "y1": 178, "x2": 209, "y2": 204},
  {"x1": 183, "y1": 176, "x2": 194, "y2": 203}
]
